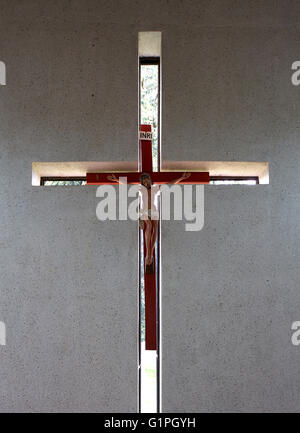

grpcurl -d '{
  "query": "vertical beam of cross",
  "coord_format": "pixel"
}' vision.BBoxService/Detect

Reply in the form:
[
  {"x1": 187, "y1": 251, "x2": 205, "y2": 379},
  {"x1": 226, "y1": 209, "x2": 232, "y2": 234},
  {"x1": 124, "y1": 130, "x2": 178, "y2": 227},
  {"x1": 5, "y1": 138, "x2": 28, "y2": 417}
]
[{"x1": 139, "y1": 124, "x2": 157, "y2": 350}]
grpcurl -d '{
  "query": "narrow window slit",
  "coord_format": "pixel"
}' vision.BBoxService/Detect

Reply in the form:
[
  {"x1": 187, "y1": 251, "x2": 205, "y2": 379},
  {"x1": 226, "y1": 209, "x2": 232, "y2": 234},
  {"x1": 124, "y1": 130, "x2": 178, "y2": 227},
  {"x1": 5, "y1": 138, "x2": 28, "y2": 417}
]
[{"x1": 138, "y1": 56, "x2": 160, "y2": 413}]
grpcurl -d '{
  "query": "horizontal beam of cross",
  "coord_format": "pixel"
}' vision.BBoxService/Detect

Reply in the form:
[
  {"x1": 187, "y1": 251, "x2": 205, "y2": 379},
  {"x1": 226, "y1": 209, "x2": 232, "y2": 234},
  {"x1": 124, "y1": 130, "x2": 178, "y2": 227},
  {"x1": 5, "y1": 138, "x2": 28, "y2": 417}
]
[{"x1": 86, "y1": 172, "x2": 210, "y2": 185}]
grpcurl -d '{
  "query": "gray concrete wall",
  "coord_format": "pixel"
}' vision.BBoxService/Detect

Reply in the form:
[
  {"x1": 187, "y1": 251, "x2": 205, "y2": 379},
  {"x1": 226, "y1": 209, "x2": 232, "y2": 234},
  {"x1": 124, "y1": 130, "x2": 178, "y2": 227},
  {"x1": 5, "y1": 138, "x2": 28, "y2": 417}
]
[
  {"x1": 0, "y1": 188, "x2": 137, "y2": 412},
  {"x1": 161, "y1": 1, "x2": 300, "y2": 412},
  {"x1": 0, "y1": 0, "x2": 300, "y2": 412},
  {"x1": 0, "y1": 0, "x2": 138, "y2": 412}
]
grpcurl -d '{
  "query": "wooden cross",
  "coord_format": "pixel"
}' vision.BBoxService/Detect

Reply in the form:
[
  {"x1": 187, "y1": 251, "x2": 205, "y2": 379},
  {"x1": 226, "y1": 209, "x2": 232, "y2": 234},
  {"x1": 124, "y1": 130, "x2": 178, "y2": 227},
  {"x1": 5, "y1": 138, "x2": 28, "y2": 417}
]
[{"x1": 86, "y1": 124, "x2": 209, "y2": 350}]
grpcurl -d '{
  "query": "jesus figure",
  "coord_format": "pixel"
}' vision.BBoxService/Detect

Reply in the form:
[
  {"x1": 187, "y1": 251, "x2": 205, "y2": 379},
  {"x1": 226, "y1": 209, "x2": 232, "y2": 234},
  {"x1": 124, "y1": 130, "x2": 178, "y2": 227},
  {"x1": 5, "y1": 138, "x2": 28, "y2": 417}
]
[{"x1": 107, "y1": 172, "x2": 191, "y2": 269}]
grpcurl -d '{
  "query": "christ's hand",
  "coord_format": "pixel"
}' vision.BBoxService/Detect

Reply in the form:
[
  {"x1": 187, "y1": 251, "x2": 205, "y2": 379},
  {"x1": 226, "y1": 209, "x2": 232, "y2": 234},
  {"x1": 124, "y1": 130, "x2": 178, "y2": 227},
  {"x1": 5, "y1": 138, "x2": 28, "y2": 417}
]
[{"x1": 107, "y1": 174, "x2": 118, "y2": 182}]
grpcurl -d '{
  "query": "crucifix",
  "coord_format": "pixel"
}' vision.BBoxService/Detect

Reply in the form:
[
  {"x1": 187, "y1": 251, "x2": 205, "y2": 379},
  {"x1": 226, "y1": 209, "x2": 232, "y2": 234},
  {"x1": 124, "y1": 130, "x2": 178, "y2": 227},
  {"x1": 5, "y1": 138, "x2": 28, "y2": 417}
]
[
  {"x1": 86, "y1": 124, "x2": 209, "y2": 350},
  {"x1": 34, "y1": 34, "x2": 266, "y2": 357},
  {"x1": 31, "y1": 31, "x2": 267, "y2": 415},
  {"x1": 34, "y1": 43, "x2": 265, "y2": 356}
]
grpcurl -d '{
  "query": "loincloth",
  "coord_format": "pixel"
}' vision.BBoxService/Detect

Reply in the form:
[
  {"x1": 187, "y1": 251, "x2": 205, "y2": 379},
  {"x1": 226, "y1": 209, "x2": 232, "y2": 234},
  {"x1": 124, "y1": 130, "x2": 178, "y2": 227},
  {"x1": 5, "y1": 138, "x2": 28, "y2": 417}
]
[{"x1": 140, "y1": 208, "x2": 159, "y2": 220}]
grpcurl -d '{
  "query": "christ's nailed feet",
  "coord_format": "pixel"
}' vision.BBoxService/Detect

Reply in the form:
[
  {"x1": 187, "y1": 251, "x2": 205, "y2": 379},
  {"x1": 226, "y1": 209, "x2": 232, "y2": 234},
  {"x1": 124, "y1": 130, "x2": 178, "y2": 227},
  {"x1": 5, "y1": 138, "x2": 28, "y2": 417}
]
[
  {"x1": 146, "y1": 254, "x2": 153, "y2": 265},
  {"x1": 145, "y1": 262, "x2": 154, "y2": 274}
]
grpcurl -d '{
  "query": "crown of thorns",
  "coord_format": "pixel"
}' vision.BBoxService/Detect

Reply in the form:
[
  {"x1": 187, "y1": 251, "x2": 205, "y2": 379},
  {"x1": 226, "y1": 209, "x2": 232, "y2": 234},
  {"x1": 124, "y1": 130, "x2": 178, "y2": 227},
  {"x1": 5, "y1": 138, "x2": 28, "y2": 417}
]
[{"x1": 139, "y1": 173, "x2": 152, "y2": 184}]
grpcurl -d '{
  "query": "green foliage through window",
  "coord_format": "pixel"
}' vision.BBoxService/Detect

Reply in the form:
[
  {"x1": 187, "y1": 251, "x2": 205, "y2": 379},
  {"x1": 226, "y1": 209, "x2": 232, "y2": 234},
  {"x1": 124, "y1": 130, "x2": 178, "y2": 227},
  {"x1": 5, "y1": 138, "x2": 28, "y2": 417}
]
[
  {"x1": 140, "y1": 63, "x2": 159, "y2": 172},
  {"x1": 43, "y1": 180, "x2": 86, "y2": 186}
]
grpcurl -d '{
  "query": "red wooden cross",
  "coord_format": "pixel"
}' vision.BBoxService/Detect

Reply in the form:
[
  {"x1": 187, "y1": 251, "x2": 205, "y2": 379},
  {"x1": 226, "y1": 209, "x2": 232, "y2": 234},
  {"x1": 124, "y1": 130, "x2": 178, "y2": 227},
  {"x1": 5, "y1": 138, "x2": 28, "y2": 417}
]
[{"x1": 86, "y1": 124, "x2": 209, "y2": 350}]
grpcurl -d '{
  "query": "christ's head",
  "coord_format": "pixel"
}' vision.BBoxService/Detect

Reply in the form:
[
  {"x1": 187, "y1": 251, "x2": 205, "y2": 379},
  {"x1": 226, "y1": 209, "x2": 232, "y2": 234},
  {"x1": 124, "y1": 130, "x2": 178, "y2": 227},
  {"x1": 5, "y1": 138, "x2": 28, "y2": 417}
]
[{"x1": 140, "y1": 173, "x2": 152, "y2": 189}]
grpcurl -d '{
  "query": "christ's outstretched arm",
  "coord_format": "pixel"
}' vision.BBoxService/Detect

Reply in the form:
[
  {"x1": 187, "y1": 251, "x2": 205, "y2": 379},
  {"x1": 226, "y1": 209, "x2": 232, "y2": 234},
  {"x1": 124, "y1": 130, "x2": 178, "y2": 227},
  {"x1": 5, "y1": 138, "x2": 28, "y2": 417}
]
[
  {"x1": 107, "y1": 174, "x2": 127, "y2": 184},
  {"x1": 168, "y1": 172, "x2": 191, "y2": 184}
]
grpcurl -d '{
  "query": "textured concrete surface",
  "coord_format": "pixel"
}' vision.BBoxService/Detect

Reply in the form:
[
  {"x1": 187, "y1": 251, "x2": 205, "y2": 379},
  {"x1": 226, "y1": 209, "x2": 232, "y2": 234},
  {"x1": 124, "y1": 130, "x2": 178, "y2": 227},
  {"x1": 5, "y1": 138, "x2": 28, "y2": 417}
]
[
  {"x1": 0, "y1": 0, "x2": 300, "y2": 412},
  {"x1": 0, "y1": 186, "x2": 138, "y2": 412},
  {"x1": 0, "y1": 1, "x2": 139, "y2": 412},
  {"x1": 160, "y1": 1, "x2": 300, "y2": 412}
]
